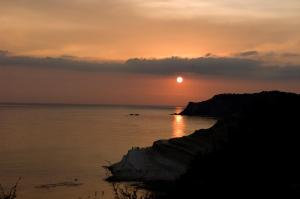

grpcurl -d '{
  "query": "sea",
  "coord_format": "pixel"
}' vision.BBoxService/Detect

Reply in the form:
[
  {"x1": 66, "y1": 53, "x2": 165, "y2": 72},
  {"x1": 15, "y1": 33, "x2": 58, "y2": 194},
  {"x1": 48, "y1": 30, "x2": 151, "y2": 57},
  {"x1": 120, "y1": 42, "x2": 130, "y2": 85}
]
[{"x1": 0, "y1": 104, "x2": 215, "y2": 199}]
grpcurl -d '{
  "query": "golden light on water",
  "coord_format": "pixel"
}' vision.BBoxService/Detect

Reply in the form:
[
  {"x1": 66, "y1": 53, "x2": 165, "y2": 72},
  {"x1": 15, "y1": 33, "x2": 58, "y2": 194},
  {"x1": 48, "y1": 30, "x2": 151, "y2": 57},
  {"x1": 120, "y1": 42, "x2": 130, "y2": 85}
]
[{"x1": 172, "y1": 107, "x2": 185, "y2": 137}]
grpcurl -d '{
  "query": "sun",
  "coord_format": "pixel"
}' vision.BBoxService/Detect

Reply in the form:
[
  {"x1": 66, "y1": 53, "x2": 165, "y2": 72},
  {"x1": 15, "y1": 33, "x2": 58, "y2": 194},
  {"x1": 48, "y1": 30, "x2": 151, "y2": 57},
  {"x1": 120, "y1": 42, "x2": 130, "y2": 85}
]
[{"x1": 176, "y1": 76, "x2": 183, "y2": 83}]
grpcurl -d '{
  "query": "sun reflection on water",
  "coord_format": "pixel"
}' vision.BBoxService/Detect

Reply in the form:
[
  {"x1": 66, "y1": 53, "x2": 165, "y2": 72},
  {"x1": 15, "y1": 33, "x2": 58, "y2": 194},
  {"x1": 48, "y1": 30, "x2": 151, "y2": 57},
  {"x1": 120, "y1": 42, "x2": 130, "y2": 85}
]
[{"x1": 172, "y1": 107, "x2": 186, "y2": 137}]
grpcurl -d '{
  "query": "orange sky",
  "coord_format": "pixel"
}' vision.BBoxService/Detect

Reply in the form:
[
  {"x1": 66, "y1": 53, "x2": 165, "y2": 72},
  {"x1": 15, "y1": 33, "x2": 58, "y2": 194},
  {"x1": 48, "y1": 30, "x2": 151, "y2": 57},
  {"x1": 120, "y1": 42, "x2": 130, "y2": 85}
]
[
  {"x1": 0, "y1": 0, "x2": 300, "y2": 105},
  {"x1": 0, "y1": 66, "x2": 299, "y2": 106},
  {"x1": 1, "y1": 0, "x2": 300, "y2": 59}
]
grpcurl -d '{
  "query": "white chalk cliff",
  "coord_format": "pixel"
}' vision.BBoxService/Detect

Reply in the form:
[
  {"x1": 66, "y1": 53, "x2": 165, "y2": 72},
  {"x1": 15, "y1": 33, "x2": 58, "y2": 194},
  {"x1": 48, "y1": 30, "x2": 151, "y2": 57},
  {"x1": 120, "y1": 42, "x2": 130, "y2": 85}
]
[{"x1": 107, "y1": 128, "x2": 222, "y2": 182}]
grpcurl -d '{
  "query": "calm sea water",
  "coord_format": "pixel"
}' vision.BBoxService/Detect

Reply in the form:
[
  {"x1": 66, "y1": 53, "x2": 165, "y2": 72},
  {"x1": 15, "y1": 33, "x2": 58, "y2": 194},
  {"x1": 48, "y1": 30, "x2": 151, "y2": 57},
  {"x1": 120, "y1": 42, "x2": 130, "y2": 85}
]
[{"x1": 0, "y1": 105, "x2": 215, "y2": 199}]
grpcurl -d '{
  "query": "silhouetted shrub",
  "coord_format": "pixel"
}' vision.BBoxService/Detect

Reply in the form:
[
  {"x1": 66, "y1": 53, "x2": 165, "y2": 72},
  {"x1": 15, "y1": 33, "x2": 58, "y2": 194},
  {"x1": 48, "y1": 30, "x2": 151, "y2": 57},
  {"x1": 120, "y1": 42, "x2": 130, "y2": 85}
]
[
  {"x1": 0, "y1": 178, "x2": 20, "y2": 199},
  {"x1": 112, "y1": 183, "x2": 154, "y2": 199}
]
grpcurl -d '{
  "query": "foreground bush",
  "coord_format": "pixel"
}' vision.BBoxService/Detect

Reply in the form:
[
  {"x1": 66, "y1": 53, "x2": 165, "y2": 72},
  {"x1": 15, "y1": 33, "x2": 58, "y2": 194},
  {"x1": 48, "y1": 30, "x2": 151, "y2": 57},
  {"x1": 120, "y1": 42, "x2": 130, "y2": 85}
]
[{"x1": 0, "y1": 179, "x2": 20, "y2": 199}]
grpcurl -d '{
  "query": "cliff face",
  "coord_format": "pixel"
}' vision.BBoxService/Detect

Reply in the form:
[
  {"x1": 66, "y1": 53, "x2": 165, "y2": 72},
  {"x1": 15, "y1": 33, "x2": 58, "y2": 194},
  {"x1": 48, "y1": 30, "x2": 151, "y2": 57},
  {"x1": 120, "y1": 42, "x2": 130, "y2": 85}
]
[
  {"x1": 107, "y1": 91, "x2": 300, "y2": 194},
  {"x1": 180, "y1": 91, "x2": 299, "y2": 117},
  {"x1": 107, "y1": 129, "x2": 220, "y2": 182},
  {"x1": 167, "y1": 91, "x2": 300, "y2": 197}
]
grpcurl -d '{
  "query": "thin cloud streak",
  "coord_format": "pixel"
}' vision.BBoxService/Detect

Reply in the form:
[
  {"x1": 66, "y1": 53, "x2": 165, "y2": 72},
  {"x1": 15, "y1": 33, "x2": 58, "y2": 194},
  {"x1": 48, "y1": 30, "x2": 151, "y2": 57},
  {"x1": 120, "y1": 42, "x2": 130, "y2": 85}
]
[{"x1": 0, "y1": 50, "x2": 300, "y2": 80}]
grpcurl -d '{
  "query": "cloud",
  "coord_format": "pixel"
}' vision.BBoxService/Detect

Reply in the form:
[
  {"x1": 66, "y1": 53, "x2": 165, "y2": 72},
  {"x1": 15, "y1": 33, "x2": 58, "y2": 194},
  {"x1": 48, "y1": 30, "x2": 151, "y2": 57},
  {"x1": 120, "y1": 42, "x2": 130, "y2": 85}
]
[
  {"x1": 236, "y1": 51, "x2": 259, "y2": 57},
  {"x1": 124, "y1": 57, "x2": 261, "y2": 76},
  {"x1": 281, "y1": 52, "x2": 300, "y2": 58},
  {"x1": 1, "y1": 0, "x2": 300, "y2": 59},
  {"x1": 0, "y1": 50, "x2": 299, "y2": 81},
  {"x1": 134, "y1": 0, "x2": 300, "y2": 19},
  {"x1": 0, "y1": 50, "x2": 9, "y2": 55}
]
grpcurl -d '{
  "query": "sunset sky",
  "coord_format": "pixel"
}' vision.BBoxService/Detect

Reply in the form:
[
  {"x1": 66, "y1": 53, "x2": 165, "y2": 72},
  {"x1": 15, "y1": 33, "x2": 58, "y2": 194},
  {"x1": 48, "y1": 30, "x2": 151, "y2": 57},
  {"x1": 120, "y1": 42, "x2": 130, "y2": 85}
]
[{"x1": 0, "y1": 0, "x2": 300, "y2": 105}]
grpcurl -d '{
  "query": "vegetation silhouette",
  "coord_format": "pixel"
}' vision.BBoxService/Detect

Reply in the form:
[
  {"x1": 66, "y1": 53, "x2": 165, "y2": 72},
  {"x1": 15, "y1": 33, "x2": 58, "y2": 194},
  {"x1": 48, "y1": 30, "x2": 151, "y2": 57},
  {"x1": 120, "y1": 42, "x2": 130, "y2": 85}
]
[{"x1": 0, "y1": 178, "x2": 20, "y2": 199}]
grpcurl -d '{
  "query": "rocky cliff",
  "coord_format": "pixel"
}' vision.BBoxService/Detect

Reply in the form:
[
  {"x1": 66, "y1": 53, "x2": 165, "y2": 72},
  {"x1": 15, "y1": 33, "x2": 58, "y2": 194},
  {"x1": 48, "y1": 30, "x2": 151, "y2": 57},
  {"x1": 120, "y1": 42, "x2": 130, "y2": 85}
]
[
  {"x1": 180, "y1": 91, "x2": 299, "y2": 117},
  {"x1": 107, "y1": 91, "x2": 300, "y2": 195},
  {"x1": 106, "y1": 128, "x2": 220, "y2": 182}
]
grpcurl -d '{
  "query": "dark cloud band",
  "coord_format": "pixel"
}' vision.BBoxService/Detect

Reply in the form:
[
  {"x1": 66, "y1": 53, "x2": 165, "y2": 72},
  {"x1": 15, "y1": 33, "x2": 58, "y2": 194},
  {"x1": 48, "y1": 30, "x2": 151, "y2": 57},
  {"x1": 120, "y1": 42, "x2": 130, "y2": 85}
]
[{"x1": 0, "y1": 50, "x2": 299, "y2": 80}]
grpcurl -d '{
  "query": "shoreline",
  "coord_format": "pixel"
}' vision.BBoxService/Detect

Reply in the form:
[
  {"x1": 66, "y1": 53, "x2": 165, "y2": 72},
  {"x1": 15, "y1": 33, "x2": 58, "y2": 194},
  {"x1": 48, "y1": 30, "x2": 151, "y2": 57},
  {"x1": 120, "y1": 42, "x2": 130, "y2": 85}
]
[{"x1": 106, "y1": 91, "x2": 300, "y2": 197}]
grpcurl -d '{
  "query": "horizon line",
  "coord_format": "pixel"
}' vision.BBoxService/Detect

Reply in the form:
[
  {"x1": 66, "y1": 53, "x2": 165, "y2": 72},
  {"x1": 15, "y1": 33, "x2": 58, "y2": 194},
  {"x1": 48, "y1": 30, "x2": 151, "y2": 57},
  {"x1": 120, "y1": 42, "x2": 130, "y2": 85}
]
[{"x1": 0, "y1": 101, "x2": 184, "y2": 108}]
